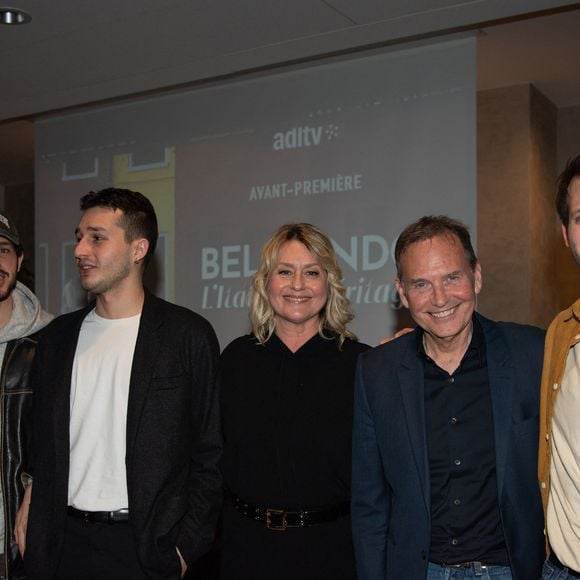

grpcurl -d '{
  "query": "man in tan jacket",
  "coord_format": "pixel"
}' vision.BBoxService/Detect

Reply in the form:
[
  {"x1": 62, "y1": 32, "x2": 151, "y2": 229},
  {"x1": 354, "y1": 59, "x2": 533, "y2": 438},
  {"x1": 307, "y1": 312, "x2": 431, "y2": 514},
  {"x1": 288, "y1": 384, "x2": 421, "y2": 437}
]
[{"x1": 538, "y1": 155, "x2": 580, "y2": 579}]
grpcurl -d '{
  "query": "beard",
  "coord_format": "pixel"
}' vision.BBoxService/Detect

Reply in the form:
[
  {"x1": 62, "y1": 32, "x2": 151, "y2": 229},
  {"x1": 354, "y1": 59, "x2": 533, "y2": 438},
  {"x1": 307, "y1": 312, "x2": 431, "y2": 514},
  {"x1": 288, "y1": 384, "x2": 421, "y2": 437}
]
[
  {"x1": 571, "y1": 244, "x2": 580, "y2": 268},
  {"x1": 78, "y1": 259, "x2": 132, "y2": 296},
  {"x1": 0, "y1": 270, "x2": 17, "y2": 302}
]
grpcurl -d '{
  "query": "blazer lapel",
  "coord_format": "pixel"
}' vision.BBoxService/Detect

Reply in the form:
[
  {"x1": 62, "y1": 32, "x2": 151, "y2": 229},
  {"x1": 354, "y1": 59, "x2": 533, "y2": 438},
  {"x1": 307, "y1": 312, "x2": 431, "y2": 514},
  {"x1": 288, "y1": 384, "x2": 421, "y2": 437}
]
[
  {"x1": 478, "y1": 314, "x2": 514, "y2": 499},
  {"x1": 398, "y1": 340, "x2": 430, "y2": 514},
  {"x1": 126, "y1": 293, "x2": 163, "y2": 460}
]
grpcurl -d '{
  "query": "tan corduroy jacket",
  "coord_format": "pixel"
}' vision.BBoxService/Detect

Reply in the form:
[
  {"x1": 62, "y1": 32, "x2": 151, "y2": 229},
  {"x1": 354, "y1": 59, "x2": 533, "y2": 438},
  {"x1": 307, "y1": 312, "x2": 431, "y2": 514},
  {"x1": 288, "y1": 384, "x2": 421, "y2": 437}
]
[{"x1": 538, "y1": 297, "x2": 580, "y2": 553}]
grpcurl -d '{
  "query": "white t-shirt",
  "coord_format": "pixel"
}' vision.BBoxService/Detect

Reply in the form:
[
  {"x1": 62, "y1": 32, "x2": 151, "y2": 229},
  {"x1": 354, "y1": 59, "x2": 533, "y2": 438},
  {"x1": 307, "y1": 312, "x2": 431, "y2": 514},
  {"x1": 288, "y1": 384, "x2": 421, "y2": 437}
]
[
  {"x1": 68, "y1": 309, "x2": 140, "y2": 511},
  {"x1": 548, "y1": 342, "x2": 580, "y2": 571}
]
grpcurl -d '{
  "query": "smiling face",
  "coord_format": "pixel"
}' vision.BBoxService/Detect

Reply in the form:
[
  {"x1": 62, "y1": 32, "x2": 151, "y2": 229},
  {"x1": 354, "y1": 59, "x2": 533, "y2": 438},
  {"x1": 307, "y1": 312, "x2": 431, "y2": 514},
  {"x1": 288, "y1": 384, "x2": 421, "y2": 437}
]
[
  {"x1": 74, "y1": 206, "x2": 146, "y2": 297},
  {"x1": 395, "y1": 234, "x2": 482, "y2": 350},
  {"x1": 267, "y1": 240, "x2": 328, "y2": 335},
  {"x1": 562, "y1": 176, "x2": 580, "y2": 267}
]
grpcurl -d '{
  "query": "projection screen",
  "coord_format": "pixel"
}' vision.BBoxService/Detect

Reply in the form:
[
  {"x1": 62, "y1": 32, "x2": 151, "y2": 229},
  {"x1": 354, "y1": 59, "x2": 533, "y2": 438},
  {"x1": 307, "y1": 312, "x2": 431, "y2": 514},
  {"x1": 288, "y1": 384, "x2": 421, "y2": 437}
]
[{"x1": 36, "y1": 35, "x2": 476, "y2": 347}]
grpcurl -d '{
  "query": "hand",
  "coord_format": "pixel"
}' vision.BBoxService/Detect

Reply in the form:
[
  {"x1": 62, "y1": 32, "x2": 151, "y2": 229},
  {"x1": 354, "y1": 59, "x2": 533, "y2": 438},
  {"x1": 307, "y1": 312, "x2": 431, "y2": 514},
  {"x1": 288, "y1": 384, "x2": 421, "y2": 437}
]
[
  {"x1": 379, "y1": 327, "x2": 414, "y2": 345},
  {"x1": 176, "y1": 547, "x2": 187, "y2": 578},
  {"x1": 15, "y1": 483, "x2": 32, "y2": 556}
]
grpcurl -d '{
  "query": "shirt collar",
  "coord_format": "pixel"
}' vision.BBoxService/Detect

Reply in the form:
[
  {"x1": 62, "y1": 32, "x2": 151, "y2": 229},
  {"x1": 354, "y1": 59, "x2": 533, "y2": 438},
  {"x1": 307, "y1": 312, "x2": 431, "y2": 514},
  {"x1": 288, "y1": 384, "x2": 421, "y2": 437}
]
[
  {"x1": 566, "y1": 297, "x2": 580, "y2": 323},
  {"x1": 415, "y1": 314, "x2": 485, "y2": 365}
]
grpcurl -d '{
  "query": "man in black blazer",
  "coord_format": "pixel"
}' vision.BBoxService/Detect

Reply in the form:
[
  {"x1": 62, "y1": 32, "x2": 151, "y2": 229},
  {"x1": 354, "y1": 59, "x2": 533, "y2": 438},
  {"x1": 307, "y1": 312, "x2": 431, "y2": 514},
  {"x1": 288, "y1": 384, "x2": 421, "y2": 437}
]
[
  {"x1": 15, "y1": 188, "x2": 222, "y2": 580},
  {"x1": 352, "y1": 215, "x2": 545, "y2": 580}
]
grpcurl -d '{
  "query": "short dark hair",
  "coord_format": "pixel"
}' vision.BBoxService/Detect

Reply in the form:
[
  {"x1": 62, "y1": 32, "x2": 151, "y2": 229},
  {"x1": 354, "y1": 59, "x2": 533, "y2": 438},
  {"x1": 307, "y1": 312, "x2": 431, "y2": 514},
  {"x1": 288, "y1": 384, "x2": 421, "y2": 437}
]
[
  {"x1": 80, "y1": 188, "x2": 158, "y2": 267},
  {"x1": 556, "y1": 155, "x2": 580, "y2": 227},
  {"x1": 395, "y1": 215, "x2": 478, "y2": 278}
]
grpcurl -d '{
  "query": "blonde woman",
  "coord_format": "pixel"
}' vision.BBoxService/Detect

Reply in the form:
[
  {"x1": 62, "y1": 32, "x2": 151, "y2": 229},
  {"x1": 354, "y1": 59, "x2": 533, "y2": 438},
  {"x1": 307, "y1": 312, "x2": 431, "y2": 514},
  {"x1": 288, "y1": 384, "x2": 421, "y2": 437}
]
[{"x1": 220, "y1": 223, "x2": 369, "y2": 580}]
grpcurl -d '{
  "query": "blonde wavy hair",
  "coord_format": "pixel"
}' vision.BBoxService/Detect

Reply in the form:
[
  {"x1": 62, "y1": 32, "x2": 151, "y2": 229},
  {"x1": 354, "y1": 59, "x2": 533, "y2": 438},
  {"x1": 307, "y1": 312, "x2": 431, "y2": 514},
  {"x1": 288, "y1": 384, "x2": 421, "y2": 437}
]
[{"x1": 250, "y1": 223, "x2": 357, "y2": 347}]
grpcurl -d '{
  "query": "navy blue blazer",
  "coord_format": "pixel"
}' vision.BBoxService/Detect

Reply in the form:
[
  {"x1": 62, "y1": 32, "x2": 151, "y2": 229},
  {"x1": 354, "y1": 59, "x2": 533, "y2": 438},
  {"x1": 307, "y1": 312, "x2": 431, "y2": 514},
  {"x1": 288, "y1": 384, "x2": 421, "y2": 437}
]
[{"x1": 351, "y1": 313, "x2": 545, "y2": 580}]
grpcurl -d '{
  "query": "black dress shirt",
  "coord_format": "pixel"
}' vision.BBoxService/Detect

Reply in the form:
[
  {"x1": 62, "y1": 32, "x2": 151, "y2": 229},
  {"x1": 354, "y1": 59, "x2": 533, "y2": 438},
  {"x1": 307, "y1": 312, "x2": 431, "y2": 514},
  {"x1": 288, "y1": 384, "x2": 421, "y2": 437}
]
[{"x1": 418, "y1": 318, "x2": 509, "y2": 565}]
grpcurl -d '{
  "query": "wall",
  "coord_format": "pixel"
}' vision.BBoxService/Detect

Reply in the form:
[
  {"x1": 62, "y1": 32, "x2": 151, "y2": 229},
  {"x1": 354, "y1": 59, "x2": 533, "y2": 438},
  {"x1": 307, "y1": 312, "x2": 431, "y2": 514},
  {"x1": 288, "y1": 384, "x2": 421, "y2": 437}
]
[
  {"x1": 1, "y1": 182, "x2": 35, "y2": 291},
  {"x1": 1, "y1": 84, "x2": 576, "y2": 325},
  {"x1": 556, "y1": 105, "x2": 580, "y2": 310},
  {"x1": 477, "y1": 83, "x2": 560, "y2": 328},
  {"x1": 0, "y1": 120, "x2": 36, "y2": 291}
]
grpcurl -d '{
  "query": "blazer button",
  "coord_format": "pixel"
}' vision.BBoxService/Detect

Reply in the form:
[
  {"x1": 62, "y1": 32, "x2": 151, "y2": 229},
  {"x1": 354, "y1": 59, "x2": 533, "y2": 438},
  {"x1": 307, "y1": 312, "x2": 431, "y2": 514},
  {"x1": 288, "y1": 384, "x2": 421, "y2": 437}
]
[{"x1": 553, "y1": 383, "x2": 559, "y2": 390}]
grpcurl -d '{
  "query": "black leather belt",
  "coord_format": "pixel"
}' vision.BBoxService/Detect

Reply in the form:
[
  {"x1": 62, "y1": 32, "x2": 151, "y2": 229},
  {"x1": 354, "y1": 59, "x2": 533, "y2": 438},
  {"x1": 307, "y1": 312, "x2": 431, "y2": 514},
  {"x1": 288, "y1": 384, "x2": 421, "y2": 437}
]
[
  {"x1": 438, "y1": 562, "x2": 489, "y2": 569},
  {"x1": 67, "y1": 506, "x2": 129, "y2": 524},
  {"x1": 549, "y1": 551, "x2": 580, "y2": 578},
  {"x1": 231, "y1": 494, "x2": 349, "y2": 531}
]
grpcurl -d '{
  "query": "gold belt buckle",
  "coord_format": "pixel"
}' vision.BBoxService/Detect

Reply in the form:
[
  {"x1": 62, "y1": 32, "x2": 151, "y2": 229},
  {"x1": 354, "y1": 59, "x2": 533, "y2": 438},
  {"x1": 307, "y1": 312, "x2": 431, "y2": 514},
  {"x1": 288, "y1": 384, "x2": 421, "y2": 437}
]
[{"x1": 266, "y1": 508, "x2": 287, "y2": 531}]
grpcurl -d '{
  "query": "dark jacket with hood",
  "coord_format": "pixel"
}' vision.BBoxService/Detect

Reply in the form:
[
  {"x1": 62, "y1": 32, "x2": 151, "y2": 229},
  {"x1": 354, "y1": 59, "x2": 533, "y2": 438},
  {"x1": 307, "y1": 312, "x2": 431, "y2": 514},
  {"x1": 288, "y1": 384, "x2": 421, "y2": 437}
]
[{"x1": 0, "y1": 282, "x2": 52, "y2": 579}]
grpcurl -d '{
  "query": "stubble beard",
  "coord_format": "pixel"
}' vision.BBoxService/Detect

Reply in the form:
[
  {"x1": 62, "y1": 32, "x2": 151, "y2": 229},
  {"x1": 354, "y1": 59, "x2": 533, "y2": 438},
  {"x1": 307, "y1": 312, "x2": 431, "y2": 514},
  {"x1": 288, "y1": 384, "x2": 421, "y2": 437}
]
[
  {"x1": 571, "y1": 245, "x2": 580, "y2": 268},
  {"x1": 79, "y1": 261, "x2": 132, "y2": 296},
  {"x1": 0, "y1": 271, "x2": 17, "y2": 302}
]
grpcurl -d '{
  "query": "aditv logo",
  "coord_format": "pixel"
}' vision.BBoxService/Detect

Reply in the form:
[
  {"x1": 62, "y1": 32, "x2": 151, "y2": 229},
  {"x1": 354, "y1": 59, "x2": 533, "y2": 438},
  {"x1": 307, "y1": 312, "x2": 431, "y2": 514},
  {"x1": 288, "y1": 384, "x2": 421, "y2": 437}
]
[{"x1": 272, "y1": 124, "x2": 340, "y2": 151}]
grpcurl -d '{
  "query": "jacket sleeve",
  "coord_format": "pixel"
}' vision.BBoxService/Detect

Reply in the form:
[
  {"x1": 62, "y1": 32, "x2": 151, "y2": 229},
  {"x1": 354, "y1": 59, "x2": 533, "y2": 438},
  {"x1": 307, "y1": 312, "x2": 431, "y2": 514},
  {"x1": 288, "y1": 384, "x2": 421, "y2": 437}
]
[
  {"x1": 175, "y1": 318, "x2": 223, "y2": 565},
  {"x1": 351, "y1": 355, "x2": 389, "y2": 580}
]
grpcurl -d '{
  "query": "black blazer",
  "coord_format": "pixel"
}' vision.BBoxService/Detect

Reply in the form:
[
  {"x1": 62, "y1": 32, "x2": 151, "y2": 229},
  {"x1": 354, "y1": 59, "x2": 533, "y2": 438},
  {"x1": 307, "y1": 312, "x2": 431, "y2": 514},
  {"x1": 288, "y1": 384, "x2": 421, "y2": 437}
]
[
  {"x1": 24, "y1": 292, "x2": 222, "y2": 580},
  {"x1": 351, "y1": 313, "x2": 545, "y2": 580}
]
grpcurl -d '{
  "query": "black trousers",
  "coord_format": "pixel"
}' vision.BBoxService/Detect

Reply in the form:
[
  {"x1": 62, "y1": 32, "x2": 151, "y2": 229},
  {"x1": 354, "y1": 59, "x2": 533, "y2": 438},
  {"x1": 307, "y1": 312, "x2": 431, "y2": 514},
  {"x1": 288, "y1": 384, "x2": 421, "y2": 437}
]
[{"x1": 55, "y1": 514, "x2": 151, "y2": 580}]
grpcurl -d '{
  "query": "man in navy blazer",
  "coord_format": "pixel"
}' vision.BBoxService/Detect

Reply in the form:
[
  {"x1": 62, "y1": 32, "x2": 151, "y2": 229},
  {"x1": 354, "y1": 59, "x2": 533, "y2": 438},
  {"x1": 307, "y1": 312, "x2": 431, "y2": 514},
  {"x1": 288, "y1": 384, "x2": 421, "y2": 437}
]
[
  {"x1": 15, "y1": 188, "x2": 222, "y2": 579},
  {"x1": 352, "y1": 216, "x2": 545, "y2": 580}
]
